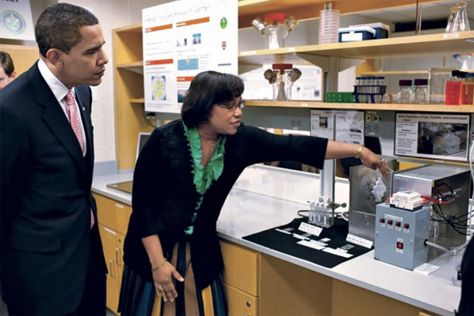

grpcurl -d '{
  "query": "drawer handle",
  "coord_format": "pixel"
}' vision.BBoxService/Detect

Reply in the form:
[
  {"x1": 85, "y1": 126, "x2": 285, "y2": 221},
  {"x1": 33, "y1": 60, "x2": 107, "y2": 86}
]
[
  {"x1": 116, "y1": 247, "x2": 123, "y2": 266},
  {"x1": 109, "y1": 259, "x2": 117, "y2": 278},
  {"x1": 246, "y1": 301, "x2": 251, "y2": 307},
  {"x1": 115, "y1": 203, "x2": 124, "y2": 209}
]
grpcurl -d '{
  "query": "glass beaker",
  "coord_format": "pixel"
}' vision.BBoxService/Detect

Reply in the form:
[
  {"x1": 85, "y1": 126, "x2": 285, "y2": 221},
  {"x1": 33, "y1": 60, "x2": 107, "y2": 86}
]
[
  {"x1": 452, "y1": 2, "x2": 470, "y2": 32},
  {"x1": 445, "y1": 6, "x2": 459, "y2": 33}
]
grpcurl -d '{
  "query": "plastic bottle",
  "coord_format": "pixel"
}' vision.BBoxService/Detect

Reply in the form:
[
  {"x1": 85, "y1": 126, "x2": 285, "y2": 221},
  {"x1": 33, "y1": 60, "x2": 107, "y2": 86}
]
[
  {"x1": 398, "y1": 80, "x2": 413, "y2": 104},
  {"x1": 413, "y1": 79, "x2": 429, "y2": 104}
]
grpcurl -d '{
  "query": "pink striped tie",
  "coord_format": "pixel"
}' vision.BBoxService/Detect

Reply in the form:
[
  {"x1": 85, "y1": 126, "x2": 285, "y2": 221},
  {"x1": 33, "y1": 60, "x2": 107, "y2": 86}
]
[{"x1": 65, "y1": 90, "x2": 95, "y2": 229}]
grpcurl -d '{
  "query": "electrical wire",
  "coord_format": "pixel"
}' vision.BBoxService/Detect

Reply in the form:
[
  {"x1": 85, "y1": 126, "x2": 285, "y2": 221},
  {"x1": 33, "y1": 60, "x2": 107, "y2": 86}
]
[{"x1": 297, "y1": 210, "x2": 309, "y2": 218}]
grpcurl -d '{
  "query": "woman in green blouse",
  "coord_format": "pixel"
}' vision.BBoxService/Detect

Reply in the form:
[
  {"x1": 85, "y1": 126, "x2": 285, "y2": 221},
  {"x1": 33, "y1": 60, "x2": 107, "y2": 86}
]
[{"x1": 119, "y1": 71, "x2": 390, "y2": 315}]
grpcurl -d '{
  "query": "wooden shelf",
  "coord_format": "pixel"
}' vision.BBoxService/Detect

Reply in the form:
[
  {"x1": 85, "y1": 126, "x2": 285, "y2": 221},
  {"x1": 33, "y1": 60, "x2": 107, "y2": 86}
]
[
  {"x1": 239, "y1": 31, "x2": 474, "y2": 66},
  {"x1": 130, "y1": 98, "x2": 145, "y2": 104},
  {"x1": 245, "y1": 100, "x2": 474, "y2": 113},
  {"x1": 359, "y1": 70, "x2": 429, "y2": 76},
  {"x1": 117, "y1": 62, "x2": 143, "y2": 74}
]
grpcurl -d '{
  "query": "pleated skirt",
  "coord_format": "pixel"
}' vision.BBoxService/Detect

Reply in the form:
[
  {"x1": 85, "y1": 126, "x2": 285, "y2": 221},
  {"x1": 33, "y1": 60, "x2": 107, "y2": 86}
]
[{"x1": 118, "y1": 241, "x2": 227, "y2": 316}]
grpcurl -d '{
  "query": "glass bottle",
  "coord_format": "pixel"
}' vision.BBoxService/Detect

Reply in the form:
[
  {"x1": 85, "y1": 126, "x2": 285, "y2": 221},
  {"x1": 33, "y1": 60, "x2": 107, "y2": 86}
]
[
  {"x1": 413, "y1": 79, "x2": 429, "y2": 104},
  {"x1": 452, "y1": 2, "x2": 470, "y2": 32},
  {"x1": 445, "y1": 6, "x2": 459, "y2": 33},
  {"x1": 398, "y1": 80, "x2": 413, "y2": 104}
]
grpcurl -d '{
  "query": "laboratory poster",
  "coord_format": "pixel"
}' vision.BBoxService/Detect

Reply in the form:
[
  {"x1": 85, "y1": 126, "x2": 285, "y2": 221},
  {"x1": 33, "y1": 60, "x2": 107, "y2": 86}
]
[
  {"x1": 394, "y1": 112, "x2": 470, "y2": 162},
  {"x1": 0, "y1": 0, "x2": 35, "y2": 41},
  {"x1": 310, "y1": 110, "x2": 364, "y2": 145},
  {"x1": 142, "y1": 0, "x2": 238, "y2": 113}
]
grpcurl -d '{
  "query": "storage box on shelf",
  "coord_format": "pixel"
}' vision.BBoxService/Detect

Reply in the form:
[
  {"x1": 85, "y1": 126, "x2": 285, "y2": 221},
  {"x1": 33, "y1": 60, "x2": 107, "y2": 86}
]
[{"x1": 445, "y1": 81, "x2": 474, "y2": 105}]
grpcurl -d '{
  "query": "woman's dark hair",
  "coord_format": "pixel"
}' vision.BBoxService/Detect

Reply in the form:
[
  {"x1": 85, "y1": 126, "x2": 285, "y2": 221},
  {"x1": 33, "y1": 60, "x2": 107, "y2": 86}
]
[{"x1": 181, "y1": 71, "x2": 244, "y2": 128}]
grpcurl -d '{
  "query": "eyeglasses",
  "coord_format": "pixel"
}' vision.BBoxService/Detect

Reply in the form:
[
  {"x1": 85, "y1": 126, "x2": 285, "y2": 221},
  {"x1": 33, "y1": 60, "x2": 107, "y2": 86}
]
[{"x1": 217, "y1": 100, "x2": 245, "y2": 111}]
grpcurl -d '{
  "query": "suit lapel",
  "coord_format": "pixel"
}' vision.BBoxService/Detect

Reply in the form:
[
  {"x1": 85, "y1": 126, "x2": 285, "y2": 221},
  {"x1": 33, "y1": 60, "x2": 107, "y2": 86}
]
[{"x1": 28, "y1": 64, "x2": 88, "y2": 180}]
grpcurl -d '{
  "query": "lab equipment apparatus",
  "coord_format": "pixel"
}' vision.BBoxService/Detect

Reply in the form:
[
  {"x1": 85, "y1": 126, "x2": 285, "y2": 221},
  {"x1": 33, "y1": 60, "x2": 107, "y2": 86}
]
[
  {"x1": 263, "y1": 63, "x2": 301, "y2": 101},
  {"x1": 252, "y1": 13, "x2": 298, "y2": 49},
  {"x1": 374, "y1": 202, "x2": 431, "y2": 270}
]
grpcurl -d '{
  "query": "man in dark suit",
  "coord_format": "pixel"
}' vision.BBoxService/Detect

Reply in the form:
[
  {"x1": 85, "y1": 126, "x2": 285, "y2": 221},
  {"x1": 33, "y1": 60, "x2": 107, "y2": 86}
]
[{"x1": 0, "y1": 3, "x2": 108, "y2": 315}]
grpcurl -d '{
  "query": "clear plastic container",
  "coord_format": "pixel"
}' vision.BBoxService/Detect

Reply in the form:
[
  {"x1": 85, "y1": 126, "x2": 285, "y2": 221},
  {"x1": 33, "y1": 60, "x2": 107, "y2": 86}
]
[
  {"x1": 318, "y1": 3, "x2": 340, "y2": 44},
  {"x1": 398, "y1": 80, "x2": 413, "y2": 104},
  {"x1": 413, "y1": 79, "x2": 429, "y2": 104}
]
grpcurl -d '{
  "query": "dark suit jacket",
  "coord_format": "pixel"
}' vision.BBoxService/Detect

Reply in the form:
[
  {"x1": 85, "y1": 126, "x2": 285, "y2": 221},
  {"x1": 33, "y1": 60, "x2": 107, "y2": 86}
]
[{"x1": 0, "y1": 62, "x2": 106, "y2": 315}]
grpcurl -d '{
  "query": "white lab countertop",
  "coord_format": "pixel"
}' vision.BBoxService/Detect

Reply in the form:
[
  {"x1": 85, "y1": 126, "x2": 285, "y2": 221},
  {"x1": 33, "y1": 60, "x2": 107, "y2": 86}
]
[{"x1": 92, "y1": 162, "x2": 461, "y2": 316}]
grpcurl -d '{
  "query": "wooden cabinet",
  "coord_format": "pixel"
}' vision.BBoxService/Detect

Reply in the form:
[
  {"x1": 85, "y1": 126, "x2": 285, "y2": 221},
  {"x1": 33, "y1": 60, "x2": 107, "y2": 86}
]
[
  {"x1": 221, "y1": 240, "x2": 259, "y2": 315},
  {"x1": 331, "y1": 279, "x2": 436, "y2": 316},
  {"x1": 94, "y1": 193, "x2": 131, "y2": 314},
  {"x1": 221, "y1": 241, "x2": 440, "y2": 316},
  {"x1": 99, "y1": 224, "x2": 124, "y2": 314}
]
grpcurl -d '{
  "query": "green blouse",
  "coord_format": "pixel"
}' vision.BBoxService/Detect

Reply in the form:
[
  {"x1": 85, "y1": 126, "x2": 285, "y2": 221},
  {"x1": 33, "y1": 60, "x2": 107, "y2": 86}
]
[{"x1": 182, "y1": 122, "x2": 226, "y2": 235}]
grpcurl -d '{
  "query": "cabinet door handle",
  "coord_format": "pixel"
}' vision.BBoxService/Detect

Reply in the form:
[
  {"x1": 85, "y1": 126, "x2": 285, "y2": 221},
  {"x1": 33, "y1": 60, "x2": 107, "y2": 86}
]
[
  {"x1": 246, "y1": 301, "x2": 251, "y2": 307},
  {"x1": 116, "y1": 247, "x2": 123, "y2": 266},
  {"x1": 109, "y1": 259, "x2": 117, "y2": 278}
]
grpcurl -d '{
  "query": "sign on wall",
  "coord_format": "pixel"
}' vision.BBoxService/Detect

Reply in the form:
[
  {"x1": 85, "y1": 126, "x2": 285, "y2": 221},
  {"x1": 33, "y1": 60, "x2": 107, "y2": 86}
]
[
  {"x1": 142, "y1": 0, "x2": 238, "y2": 113},
  {"x1": 0, "y1": 0, "x2": 35, "y2": 41},
  {"x1": 394, "y1": 112, "x2": 470, "y2": 162}
]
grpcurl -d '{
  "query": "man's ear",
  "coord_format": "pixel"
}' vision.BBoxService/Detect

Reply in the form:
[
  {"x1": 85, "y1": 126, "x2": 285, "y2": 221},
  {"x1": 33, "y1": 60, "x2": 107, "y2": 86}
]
[
  {"x1": 45, "y1": 48, "x2": 63, "y2": 67},
  {"x1": 10, "y1": 71, "x2": 16, "y2": 79}
]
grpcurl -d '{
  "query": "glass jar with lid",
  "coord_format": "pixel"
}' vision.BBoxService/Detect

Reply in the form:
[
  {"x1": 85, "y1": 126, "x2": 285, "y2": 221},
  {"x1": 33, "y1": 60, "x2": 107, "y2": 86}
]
[
  {"x1": 413, "y1": 79, "x2": 429, "y2": 104},
  {"x1": 397, "y1": 80, "x2": 413, "y2": 104}
]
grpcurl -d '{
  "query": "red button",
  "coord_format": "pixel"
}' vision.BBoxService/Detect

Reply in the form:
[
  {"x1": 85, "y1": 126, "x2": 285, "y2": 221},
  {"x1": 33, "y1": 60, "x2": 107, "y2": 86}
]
[
  {"x1": 396, "y1": 222, "x2": 401, "y2": 227},
  {"x1": 388, "y1": 220, "x2": 393, "y2": 225},
  {"x1": 397, "y1": 242, "x2": 403, "y2": 249},
  {"x1": 404, "y1": 223, "x2": 410, "y2": 229},
  {"x1": 380, "y1": 218, "x2": 385, "y2": 223}
]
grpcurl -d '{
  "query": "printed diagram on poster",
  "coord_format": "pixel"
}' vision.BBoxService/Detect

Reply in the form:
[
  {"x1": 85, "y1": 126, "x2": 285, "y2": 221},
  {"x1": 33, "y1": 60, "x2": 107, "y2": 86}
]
[
  {"x1": 142, "y1": 0, "x2": 238, "y2": 113},
  {"x1": 311, "y1": 110, "x2": 364, "y2": 144},
  {"x1": 0, "y1": 0, "x2": 35, "y2": 41},
  {"x1": 395, "y1": 112, "x2": 470, "y2": 162}
]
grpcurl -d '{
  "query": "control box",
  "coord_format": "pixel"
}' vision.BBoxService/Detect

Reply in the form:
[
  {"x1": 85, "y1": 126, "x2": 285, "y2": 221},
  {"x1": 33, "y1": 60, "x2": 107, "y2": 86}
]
[{"x1": 374, "y1": 203, "x2": 430, "y2": 270}]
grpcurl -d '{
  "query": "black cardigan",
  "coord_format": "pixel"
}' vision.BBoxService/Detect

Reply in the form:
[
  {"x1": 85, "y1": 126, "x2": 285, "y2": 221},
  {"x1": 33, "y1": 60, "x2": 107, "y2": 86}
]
[{"x1": 123, "y1": 120, "x2": 328, "y2": 289}]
